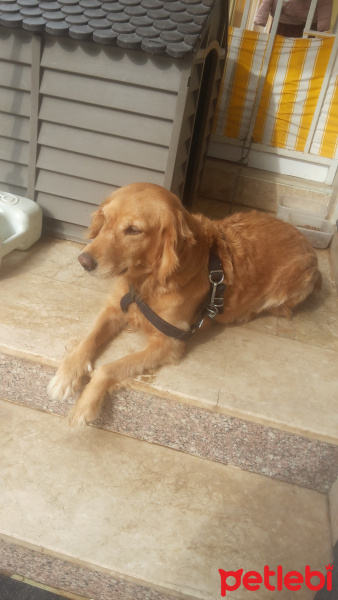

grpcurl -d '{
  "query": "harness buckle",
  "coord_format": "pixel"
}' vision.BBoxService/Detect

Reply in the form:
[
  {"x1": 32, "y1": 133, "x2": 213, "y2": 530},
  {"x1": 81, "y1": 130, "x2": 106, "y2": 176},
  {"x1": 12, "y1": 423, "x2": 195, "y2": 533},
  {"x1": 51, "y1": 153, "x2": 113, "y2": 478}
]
[
  {"x1": 209, "y1": 270, "x2": 225, "y2": 285},
  {"x1": 206, "y1": 306, "x2": 219, "y2": 319},
  {"x1": 207, "y1": 271, "x2": 226, "y2": 319},
  {"x1": 213, "y1": 298, "x2": 224, "y2": 307}
]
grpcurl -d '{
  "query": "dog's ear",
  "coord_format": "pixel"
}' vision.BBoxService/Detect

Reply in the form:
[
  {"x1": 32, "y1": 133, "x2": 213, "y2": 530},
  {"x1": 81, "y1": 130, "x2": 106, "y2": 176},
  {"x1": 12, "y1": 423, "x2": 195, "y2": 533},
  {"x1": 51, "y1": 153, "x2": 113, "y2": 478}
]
[
  {"x1": 86, "y1": 197, "x2": 112, "y2": 239},
  {"x1": 157, "y1": 208, "x2": 195, "y2": 286},
  {"x1": 87, "y1": 209, "x2": 104, "y2": 239}
]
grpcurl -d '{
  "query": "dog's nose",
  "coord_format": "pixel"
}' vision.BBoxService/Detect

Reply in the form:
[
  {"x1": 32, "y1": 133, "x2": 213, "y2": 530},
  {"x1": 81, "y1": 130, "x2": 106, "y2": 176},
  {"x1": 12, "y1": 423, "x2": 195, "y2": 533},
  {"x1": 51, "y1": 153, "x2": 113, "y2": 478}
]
[{"x1": 78, "y1": 252, "x2": 97, "y2": 271}]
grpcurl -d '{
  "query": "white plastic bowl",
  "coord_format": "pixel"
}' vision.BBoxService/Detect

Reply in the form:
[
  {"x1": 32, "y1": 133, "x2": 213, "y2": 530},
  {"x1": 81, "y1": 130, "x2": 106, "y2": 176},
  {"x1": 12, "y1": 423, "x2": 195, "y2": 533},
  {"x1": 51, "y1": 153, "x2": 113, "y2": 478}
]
[
  {"x1": 277, "y1": 195, "x2": 327, "y2": 221},
  {"x1": 277, "y1": 195, "x2": 335, "y2": 248},
  {"x1": 0, "y1": 192, "x2": 42, "y2": 265},
  {"x1": 288, "y1": 212, "x2": 335, "y2": 249}
]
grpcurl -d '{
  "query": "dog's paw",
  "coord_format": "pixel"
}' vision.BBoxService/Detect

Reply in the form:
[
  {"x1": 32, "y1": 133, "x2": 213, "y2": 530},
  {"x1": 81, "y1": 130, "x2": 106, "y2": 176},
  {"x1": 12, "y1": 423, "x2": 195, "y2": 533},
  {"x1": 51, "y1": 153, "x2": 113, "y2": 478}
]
[
  {"x1": 47, "y1": 374, "x2": 73, "y2": 401},
  {"x1": 68, "y1": 406, "x2": 88, "y2": 429},
  {"x1": 67, "y1": 376, "x2": 106, "y2": 428},
  {"x1": 47, "y1": 360, "x2": 92, "y2": 401},
  {"x1": 68, "y1": 399, "x2": 99, "y2": 429}
]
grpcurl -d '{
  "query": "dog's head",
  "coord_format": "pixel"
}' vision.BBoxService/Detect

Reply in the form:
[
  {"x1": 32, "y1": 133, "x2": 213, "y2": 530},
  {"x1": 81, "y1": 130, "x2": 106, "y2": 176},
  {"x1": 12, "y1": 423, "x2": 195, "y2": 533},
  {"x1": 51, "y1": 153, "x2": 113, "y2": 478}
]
[{"x1": 78, "y1": 183, "x2": 195, "y2": 285}]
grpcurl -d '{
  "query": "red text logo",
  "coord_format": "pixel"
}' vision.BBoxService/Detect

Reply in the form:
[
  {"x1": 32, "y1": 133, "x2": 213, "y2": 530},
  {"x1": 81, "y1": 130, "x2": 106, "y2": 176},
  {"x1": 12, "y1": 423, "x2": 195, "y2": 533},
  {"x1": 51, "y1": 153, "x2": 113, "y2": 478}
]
[{"x1": 219, "y1": 564, "x2": 333, "y2": 596}]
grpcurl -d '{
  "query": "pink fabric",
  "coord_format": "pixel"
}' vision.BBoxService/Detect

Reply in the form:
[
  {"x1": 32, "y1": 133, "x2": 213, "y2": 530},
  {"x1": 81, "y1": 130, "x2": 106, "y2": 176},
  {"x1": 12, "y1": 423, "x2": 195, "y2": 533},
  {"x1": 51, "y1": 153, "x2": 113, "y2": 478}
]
[{"x1": 254, "y1": 0, "x2": 333, "y2": 31}]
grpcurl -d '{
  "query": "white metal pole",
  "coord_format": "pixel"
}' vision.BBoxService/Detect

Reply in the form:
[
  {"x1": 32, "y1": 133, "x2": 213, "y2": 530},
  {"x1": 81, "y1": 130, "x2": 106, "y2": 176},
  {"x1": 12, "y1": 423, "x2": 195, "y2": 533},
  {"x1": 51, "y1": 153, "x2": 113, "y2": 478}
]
[
  {"x1": 303, "y1": 0, "x2": 319, "y2": 35},
  {"x1": 303, "y1": 35, "x2": 338, "y2": 154},
  {"x1": 245, "y1": 0, "x2": 284, "y2": 146},
  {"x1": 240, "y1": 0, "x2": 252, "y2": 30}
]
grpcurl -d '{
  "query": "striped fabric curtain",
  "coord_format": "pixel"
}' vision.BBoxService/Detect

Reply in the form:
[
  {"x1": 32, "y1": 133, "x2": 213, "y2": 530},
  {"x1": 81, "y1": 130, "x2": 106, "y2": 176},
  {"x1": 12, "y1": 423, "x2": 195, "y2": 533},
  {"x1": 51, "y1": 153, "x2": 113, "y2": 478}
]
[
  {"x1": 213, "y1": 27, "x2": 269, "y2": 141},
  {"x1": 213, "y1": 27, "x2": 337, "y2": 159}
]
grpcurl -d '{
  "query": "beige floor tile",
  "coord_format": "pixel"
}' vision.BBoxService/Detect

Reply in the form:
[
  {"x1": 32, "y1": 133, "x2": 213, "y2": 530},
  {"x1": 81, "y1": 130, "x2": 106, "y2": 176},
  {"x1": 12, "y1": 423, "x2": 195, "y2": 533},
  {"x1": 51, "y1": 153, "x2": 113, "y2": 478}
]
[
  {"x1": 242, "y1": 313, "x2": 277, "y2": 336},
  {"x1": 96, "y1": 326, "x2": 227, "y2": 407},
  {"x1": 135, "y1": 343, "x2": 226, "y2": 406},
  {"x1": 0, "y1": 400, "x2": 331, "y2": 600},
  {"x1": 199, "y1": 160, "x2": 238, "y2": 202},
  {"x1": 235, "y1": 176, "x2": 279, "y2": 212},
  {"x1": 289, "y1": 250, "x2": 338, "y2": 351},
  {"x1": 276, "y1": 316, "x2": 299, "y2": 340},
  {"x1": 0, "y1": 236, "x2": 108, "y2": 293},
  {"x1": 218, "y1": 328, "x2": 338, "y2": 442},
  {"x1": 243, "y1": 249, "x2": 338, "y2": 350},
  {"x1": 0, "y1": 270, "x2": 107, "y2": 363},
  {"x1": 191, "y1": 198, "x2": 232, "y2": 219},
  {"x1": 189, "y1": 196, "x2": 212, "y2": 214}
]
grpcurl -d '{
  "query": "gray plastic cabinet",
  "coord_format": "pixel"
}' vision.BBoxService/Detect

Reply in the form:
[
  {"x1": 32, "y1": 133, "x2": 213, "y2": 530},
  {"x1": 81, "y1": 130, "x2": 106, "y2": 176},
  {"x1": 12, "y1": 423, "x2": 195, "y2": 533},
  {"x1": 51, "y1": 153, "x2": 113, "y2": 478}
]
[{"x1": 0, "y1": 0, "x2": 227, "y2": 241}]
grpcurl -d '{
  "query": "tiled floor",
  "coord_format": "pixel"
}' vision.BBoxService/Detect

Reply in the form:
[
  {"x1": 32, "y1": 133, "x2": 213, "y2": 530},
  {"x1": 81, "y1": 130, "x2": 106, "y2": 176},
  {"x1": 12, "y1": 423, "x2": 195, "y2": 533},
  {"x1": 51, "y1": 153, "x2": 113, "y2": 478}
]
[{"x1": 0, "y1": 192, "x2": 337, "y2": 600}]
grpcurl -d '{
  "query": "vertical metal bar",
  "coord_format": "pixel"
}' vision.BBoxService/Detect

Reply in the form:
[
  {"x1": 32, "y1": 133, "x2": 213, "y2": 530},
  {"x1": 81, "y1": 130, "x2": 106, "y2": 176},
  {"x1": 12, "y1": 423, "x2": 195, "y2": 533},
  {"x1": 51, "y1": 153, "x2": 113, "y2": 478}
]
[
  {"x1": 303, "y1": 0, "x2": 318, "y2": 35},
  {"x1": 240, "y1": 0, "x2": 252, "y2": 30},
  {"x1": 27, "y1": 34, "x2": 41, "y2": 200},
  {"x1": 303, "y1": 35, "x2": 338, "y2": 153},
  {"x1": 244, "y1": 0, "x2": 284, "y2": 145}
]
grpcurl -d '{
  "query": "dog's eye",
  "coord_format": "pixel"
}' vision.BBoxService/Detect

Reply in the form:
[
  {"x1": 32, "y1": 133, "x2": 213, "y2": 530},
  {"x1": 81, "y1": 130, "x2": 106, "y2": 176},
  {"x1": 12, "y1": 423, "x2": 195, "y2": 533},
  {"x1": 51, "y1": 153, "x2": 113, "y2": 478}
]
[{"x1": 124, "y1": 225, "x2": 141, "y2": 235}]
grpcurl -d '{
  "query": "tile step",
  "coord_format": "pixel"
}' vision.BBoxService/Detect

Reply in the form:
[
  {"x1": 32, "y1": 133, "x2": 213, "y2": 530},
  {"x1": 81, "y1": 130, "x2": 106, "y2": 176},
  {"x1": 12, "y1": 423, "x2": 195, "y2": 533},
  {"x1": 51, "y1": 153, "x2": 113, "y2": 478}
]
[
  {"x1": 0, "y1": 399, "x2": 332, "y2": 600},
  {"x1": 1, "y1": 352, "x2": 337, "y2": 494}
]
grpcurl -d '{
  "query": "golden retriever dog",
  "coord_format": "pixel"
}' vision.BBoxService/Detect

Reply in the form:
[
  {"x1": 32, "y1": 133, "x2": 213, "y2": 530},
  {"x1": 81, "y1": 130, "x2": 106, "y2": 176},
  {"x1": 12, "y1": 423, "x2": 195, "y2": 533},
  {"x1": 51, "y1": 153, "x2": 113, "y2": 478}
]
[{"x1": 48, "y1": 182, "x2": 321, "y2": 427}]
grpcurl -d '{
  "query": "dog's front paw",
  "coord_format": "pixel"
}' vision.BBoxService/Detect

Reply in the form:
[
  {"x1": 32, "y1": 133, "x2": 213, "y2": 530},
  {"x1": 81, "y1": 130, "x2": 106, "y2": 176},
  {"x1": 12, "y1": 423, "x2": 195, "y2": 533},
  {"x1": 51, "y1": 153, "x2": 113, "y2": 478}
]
[
  {"x1": 48, "y1": 372, "x2": 73, "y2": 401},
  {"x1": 68, "y1": 392, "x2": 101, "y2": 429},
  {"x1": 68, "y1": 405, "x2": 88, "y2": 428},
  {"x1": 67, "y1": 370, "x2": 108, "y2": 428},
  {"x1": 47, "y1": 358, "x2": 93, "y2": 401}
]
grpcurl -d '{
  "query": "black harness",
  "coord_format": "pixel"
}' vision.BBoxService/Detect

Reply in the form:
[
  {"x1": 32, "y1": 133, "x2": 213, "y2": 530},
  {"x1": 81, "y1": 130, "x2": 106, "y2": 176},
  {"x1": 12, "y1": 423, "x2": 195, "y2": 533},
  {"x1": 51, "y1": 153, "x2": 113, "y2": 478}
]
[{"x1": 120, "y1": 253, "x2": 226, "y2": 341}]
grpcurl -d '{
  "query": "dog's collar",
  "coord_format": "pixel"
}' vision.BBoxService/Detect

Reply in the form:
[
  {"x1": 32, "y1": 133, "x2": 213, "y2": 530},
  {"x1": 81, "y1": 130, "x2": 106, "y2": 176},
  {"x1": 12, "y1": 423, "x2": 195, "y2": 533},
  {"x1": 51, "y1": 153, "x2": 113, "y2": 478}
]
[{"x1": 120, "y1": 253, "x2": 226, "y2": 340}]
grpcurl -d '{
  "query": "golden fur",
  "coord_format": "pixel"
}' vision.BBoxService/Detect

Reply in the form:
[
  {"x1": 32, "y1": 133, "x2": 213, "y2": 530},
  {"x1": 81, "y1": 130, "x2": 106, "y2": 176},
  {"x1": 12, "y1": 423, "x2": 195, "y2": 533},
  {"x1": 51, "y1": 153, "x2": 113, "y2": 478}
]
[{"x1": 48, "y1": 183, "x2": 321, "y2": 427}]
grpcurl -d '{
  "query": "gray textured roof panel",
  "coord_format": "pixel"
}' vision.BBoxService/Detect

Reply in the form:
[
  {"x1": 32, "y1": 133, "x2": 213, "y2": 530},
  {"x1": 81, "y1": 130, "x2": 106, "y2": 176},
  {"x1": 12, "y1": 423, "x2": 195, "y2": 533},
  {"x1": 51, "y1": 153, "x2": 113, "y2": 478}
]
[{"x1": 0, "y1": 0, "x2": 216, "y2": 56}]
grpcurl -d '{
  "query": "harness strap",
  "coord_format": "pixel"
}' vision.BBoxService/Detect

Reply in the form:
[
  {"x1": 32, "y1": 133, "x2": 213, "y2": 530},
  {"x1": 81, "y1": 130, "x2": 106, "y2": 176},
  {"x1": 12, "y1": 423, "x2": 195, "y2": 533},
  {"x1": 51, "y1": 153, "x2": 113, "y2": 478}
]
[
  {"x1": 120, "y1": 253, "x2": 227, "y2": 341},
  {"x1": 120, "y1": 287, "x2": 193, "y2": 340}
]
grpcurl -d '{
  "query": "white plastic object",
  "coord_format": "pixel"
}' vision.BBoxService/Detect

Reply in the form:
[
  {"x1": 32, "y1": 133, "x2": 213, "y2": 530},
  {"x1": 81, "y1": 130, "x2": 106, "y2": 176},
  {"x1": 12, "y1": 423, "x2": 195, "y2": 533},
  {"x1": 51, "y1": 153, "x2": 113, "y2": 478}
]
[
  {"x1": 277, "y1": 195, "x2": 335, "y2": 248},
  {"x1": 0, "y1": 192, "x2": 42, "y2": 266},
  {"x1": 277, "y1": 195, "x2": 328, "y2": 222},
  {"x1": 288, "y1": 212, "x2": 335, "y2": 249}
]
